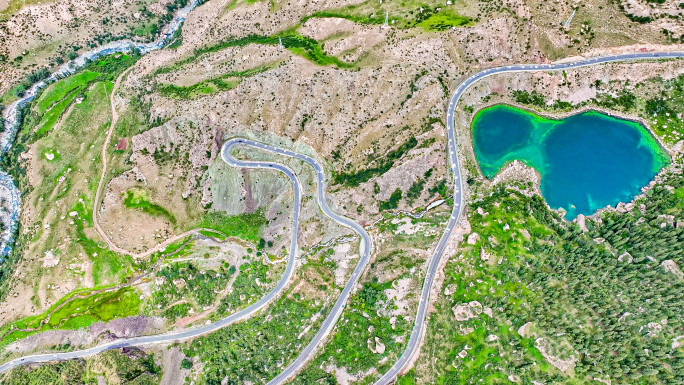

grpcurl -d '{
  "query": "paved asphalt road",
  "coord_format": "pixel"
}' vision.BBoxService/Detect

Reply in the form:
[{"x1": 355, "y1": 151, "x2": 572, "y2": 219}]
[
  {"x1": 373, "y1": 50, "x2": 684, "y2": 384},
  {"x1": 0, "y1": 138, "x2": 304, "y2": 373},
  {"x1": 0, "y1": 137, "x2": 373, "y2": 378},
  {"x1": 0, "y1": 51, "x2": 682, "y2": 379},
  {"x1": 240, "y1": 141, "x2": 373, "y2": 385}
]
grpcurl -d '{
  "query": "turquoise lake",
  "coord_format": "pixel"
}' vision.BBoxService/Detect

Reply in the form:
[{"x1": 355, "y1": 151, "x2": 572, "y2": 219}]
[{"x1": 472, "y1": 104, "x2": 670, "y2": 220}]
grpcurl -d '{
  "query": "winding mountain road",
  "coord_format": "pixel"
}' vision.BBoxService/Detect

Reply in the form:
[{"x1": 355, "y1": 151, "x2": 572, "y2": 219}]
[
  {"x1": 0, "y1": 51, "x2": 682, "y2": 379},
  {"x1": 373, "y1": 50, "x2": 684, "y2": 384},
  {"x1": 0, "y1": 137, "x2": 372, "y2": 375}
]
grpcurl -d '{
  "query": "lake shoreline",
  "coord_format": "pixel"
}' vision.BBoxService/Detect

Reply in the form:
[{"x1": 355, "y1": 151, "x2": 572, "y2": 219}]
[
  {"x1": 472, "y1": 101, "x2": 674, "y2": 157},
  {"x1": 469, "y1": 103, "x2": 676, "y2": 221}
]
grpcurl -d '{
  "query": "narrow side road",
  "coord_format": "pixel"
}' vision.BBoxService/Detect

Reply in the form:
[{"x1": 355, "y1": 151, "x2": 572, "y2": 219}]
[
  {"x1": 91, "y1": 68, "x2": 242, "y2": 260},
  {"x1": 91, "y1": 67, "x2": 210, "y2": 259}
]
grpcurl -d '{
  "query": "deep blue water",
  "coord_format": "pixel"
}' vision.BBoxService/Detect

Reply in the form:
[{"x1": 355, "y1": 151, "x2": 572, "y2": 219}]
[{"x1": 472, "y1": 105, "x2": 670, "y2": 219}]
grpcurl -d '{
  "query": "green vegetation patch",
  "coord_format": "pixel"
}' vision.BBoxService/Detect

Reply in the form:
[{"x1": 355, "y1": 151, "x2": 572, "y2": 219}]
[
  {"x1": 156, "y1": 235, "x2": 195, "y2": 260},
  {"x1": 90, "y1": 53, "x2": 141, "y2": 79},
  {"x1": 70, "y1": 196, "x2": 136, "y2": 286},
  {"x1": 217, "y1": 260, "x2": 271, "y2": 315},
  {"x1": 45, "y1": 287, "x2": 141, "y2": 328},
  {"x1": 1, "y1": 287, "x2": 141, "y2": 346},
  {"x1": 301, "y1": 1, "x2": 472, "y2": 30},
  {"x1": 35, "y1": 80, "x2": 114, "y2": 140},
  {"x1": 35, "y1": 71, "x2": 101, "y2": 114},
  {"x1": 158, "y1": 79, "x2": 239, "y2": 99},
  {"x1": 415, "y1": 9, "x2": 472, "y2": 31},
  {"x1": 512, "y1": 89, "x2": 546, "y2": 107},
  {"x1": 304, "y1": 8, "x2": 384, "y2": 25},
  {"x1": 196, "y1": 210, "x2": 267, "y2": 243},
  {"x1": 332, "y1": 136, "x2": 418, "y2": 187},
  {"x1": 295, "y1": 281, "x2": 410, "y2": 382},
  {"x1": 157, "y1": 247, "x2": 276, "y2": 323},
  {"x1": 158, "y1": 64, "x2": 275, "y2": 99},
  {"x1": 162, "y1": 303, "x2": 192, "y2": 322},
  {"x1": 123, "y1": 188, "x2": 177, "y2": 225},
  {"x1": 152, "y1": 261, "x2": 234, "y2": 314},
  {"x1": 405, "y1": 178, "x2": 425, "y2": 204},
  {"x1": 184, "y1": 297, "x2": 324, "y2": 383},
  {"x1": 34, "y1": 88, "x2": 81, "y2": 137},
  {"x1": 91, "y1": 249, "x2": 135, "y2": 287},
  {"x1": 642, "y1": 76, "x2": 684, "y2": 143},
  {"x1": 594, "y1": 89, "x2": 637, "y2": 111},
  {"x1": 156, "y1": 32, "x2": 354, "y2": 76},
  {"x1": 22, "y1": 53, "x2": 139, "y2": 139},
  {"x1": 378, "y1": 188, "x2": 402, "y2": 211}
]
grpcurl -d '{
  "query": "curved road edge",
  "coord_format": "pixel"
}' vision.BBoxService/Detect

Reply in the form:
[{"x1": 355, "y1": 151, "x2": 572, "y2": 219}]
[
  {"x1": 0, "y1": 138, "x2": 304, "y2": 374},
  {"x1": 373, "y1": 51, "x2": 684, "y2": 384},
  {"x1": 264, "y1": 142, "x2": 373, "y2": 384}
]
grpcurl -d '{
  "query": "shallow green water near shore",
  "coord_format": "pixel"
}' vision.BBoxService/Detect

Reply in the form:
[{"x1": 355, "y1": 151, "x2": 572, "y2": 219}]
[{"x1": 472, "y1": 104, "x2": 670, "y2": 219}]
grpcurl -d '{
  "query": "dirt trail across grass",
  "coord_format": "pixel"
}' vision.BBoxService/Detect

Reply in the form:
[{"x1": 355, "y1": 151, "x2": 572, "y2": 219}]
[{"x1": 91, "y1": 67, "x2": 215, "y2": 260}]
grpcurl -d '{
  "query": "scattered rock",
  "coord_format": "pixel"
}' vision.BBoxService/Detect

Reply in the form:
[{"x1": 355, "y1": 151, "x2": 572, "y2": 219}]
[
  {"x1": 535, "y1": 337, "x2": 578, "y2": 373},
  {"x1": 452, "y1": 301, "x2": 483, "y2": 321},
  {"x1": 479, "y1": 248, "x2": 491, "y2": 262},
  {"x1": 672, "y1": 140, "x2": 684, "y2": 154},
  {"x1": 367, "y1": 337, "x2": 386, "y2": 354},
  {"x1": 42, "y1": 250, "x2": 60, "y2": 268},
  {"x1": 374, "y1": 337, "x2": 385, "y2": 354},
  {"x1": 592, "y1": 377, "x2": 611, "y2": 385},
  {"x1": 443, "y1": 284, "x2": 456, "y2": 296},
  {"x1": 662, "y1": 260, "x2": 684, "y2": 279},
  {"x1": 645, "y1": 322, "x2": 663, "y2": 337},
  {"x1": 517, "y1": 322, "x2": 533, "y2": 338},
  {"x1": 467, "y1": 232, "x2": 480, "y2": 245},
  {"x1": 519, "y1": 228, "x2": 531, "y2": 240},
  {"x1": 575, "y1": 214, "x2": 588, "y2": 231},
  {"x1": 115, "y1": 138, "x2": 129, "y2": 151},
  {"x1": 618, "y1": 252, "x2": 633, "y2": 263}
]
